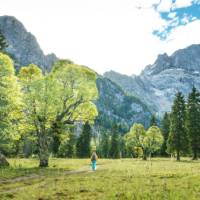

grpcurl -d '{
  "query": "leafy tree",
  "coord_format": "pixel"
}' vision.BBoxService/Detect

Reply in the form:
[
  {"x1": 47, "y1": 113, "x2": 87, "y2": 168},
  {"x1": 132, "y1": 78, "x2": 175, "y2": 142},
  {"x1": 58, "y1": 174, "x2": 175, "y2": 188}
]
[
  {"x1": 65, "y1": 131, "x2": 76, "y2": 158},
  {"x1": 109, "y1": 124, "x2": 120, "y2": 158},
  {"x1": 0, "y1": 30, "x2": 8, "y2": 52},
  {"x1": 160, "y1": 112, "x2": 170, "y2": 156},
  {"x1": 19, "y1": 64, "x2": 54, "y2": 167},
  {"x1": 124, "y1": 123, "x2": 147, "y2": 160},
  {"x1": 186, "y1": 86, "x2": 200, "y2": 160},
  {"x1": 58, "y1": 130, "x2": 76, "y2": 158},
  {"x1": 50, "y1": 60, "x2": 98, "y2": 157},
  {"x1": 0, "y1": 53, "x2": 22, "y2": 165},
  {"x1": 145, "y1": 126, "x2": 163, "y2": 158},
  {"x1": 167, "y1": 92, "x2": 189, "y2": 161},
  {"x1": 19, "y1": 61, "x2": 98, "y2": 167},
  {"x1": 150, "y1": 115, "x2": 157, "y2": 126},
  {"x1": 76, "y1": 122, "x2": 92, "y2": 158}
]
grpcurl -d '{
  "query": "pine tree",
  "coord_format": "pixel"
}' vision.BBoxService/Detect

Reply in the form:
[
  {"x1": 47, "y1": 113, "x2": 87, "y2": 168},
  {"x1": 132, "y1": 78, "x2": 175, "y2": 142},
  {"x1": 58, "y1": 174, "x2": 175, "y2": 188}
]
[
  {"x1": 66, "y1": 132, "x2": 76, "y2": 158},
  {"x1": 76, "y1": 122, "x2": 92, "y2": 158},
  {"x1": 0, "y1": 30, "x2": 8, "y2": 51},
  {"x1": 167, "y1": 92, "x2": 189, "y2": 161},
  {"x1": 109, "y1": 124, "x2": 120, "y2": 158},
  {"x1": 160, "y1": 112, "x2": 170, "y2": 156},
  {"x1": 186, "y1": 86, "x2": 200, "y2": 160},
  {"x1": 100, "y1": 132, "x2": 110, "y2": 158},
  {"x1": 150, "y1": 115, "x2": 157, "y2": 126}
]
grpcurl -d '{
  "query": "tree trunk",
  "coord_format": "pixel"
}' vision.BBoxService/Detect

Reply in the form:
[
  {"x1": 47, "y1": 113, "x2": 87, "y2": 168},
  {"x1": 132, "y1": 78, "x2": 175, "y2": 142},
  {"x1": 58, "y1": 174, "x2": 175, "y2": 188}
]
[
  {"x1": 142, "y1": 148, "x2": 147, "y2": 160},
  {"x1": 38, "y1": 132, "x2": 49, "y2": 167},
  {"x1": 192, "y1": 150, "x2": 198, "y2": 160},
  {"x1": 0, "y1": 153, "x2": 9, "y2": 167},
  {"x1": 149, "y1": 152, "x2": 152, "y2": 160},
  {"x1": 176, "y1": 150, "x2": 180, "y2": 161}
]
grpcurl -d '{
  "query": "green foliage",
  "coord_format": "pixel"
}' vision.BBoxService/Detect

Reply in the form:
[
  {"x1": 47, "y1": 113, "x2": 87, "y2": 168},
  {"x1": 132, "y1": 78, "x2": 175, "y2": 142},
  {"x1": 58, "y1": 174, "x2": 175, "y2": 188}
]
[
  {"x1": 0, "y1": 30, "x2": 8, "y2": 52},
  {"x1": 0, "y1": 53, "x2": 22, "y2": 156},
  {"x1": 58, "y1": 130, "x2": 76, "y2": 158},
  {"x1": 167, "y1": 92, "x2": 189, "y2": 161},
  {"x1": 97, "y1": 131, "x2": 110, "y2": 158},
  {"x1": 18, "y1": 61, "x2": 98, "y2": 166},
  {"x1": 76, "y1": 122, "x2": 92, "y2": 158},
  {"x1": 109, "y1": 124, "x2": 120, "y2": 158},
  {"x1": 125, "y1": 123, "x2": 163, "y2": 159},
  {"x1": 160, "y1": 112, "x2": 170, "y2": 156},
  {"x1": 145, "y1": 126, "x2": 163, "y2": 157},
  {"x1": 50, "y1": 60, "x2": 98, "y2": 123},
  {"x1": 150, "y1": 114, "x2": 157, "y2": 126},
  {"x1": 186, "y1": 86, "x2": 200, "y2": 160},
  {"x1": 124, "y1": 123, "x2": 146, "y2": 159}
]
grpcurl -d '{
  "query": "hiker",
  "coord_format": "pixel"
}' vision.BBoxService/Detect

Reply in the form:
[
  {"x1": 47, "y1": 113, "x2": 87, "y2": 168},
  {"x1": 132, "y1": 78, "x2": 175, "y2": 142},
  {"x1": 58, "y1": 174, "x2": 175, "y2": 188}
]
[{"x1": 91, "y1": 151, "x2": 98, "y2": 171}]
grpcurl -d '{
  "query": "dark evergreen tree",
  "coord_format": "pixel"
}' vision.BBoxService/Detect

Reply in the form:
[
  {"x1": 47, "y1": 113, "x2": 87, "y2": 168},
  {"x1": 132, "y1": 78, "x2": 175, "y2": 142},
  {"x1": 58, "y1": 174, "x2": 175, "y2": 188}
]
[
  {"x1": 167, "y1": 92, "x2": 189, "y2": 161},
  {"x1": 52, "y1": 135, "x2": 61, "y2": 156},
  {"x1": 150, "y1": 115, "x2": 157, "y2": 126},
  {"x1": 66, "y1": 132, "x2": 76, "y2": 158},
  {"x1": 109, "y1": 124, "x2": 120, "y2": 158},
  {"x1": 186, "y1": 86, "x2": 200, "y2": 160},
  {"x1": 0, "y1": 30, "x2": 8, "y2": 51},
  {"x1": 99, "y1": 132, "x2": 110, "y2": 158},
  {"x1": 76, "y1": 122, "x2": 92, "y2": 158},
  {"x1": 51, "y1": 121, "x2": 63, "y2": 156},
  {"x1": 160, "y1": 112, "x2": 170, "y2": 156}
]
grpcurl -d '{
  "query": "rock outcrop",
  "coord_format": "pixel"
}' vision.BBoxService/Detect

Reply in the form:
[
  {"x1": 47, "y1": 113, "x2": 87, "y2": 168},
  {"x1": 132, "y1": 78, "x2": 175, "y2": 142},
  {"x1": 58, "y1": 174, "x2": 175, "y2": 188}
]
[
  {"x1": 0, "y1": 153, "x2": 9, "y2": 167},
  {"x1": 0, "y1": 16, "x2": 57, "y2": 71}
]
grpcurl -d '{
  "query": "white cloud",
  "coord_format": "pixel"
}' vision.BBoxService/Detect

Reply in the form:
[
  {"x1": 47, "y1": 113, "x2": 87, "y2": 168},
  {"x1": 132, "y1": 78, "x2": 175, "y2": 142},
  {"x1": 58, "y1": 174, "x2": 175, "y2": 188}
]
[
  {"x1": 157, "y1": 0, "x2": 173, "y2": 12},
  {"x1": 172, "y1": 0, "x2": 193, "y2": 10},
  {"x1": 168, "y1": 12, "x2": 176, "y2": 19},
  {"x1": 163, "y1": 20, "x2": 200, "y2": 54},
  {"x1": 0, "y1": 0, "x2": 199, "y2": 75}
]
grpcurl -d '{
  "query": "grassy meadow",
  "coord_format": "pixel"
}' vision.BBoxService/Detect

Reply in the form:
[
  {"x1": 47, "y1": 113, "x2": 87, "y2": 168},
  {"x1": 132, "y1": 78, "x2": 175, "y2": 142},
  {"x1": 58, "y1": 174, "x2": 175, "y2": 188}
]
[{"x1": 0, "y1": 158, "x2": 200, "y2": 199}]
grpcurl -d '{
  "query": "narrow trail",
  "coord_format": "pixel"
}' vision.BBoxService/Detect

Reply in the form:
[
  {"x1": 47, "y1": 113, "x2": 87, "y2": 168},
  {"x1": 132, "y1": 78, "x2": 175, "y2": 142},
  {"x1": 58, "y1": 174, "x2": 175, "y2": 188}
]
[{"x1": 0, "y1": 165, "x2": 96, "y2": 194}]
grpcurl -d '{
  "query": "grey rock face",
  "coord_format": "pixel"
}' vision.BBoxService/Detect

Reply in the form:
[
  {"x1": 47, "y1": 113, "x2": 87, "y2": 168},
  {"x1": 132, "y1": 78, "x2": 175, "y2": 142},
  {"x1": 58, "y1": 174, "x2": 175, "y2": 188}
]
[
  {"x1": 95, "y1": 76, "x2": 152, "y2": 130},
  {"x1": 0, "y1": 16, "x2": 58, "y2": 71},
  {"x1": 105, "y1": 44, "x2": 200, "y2": 116}
]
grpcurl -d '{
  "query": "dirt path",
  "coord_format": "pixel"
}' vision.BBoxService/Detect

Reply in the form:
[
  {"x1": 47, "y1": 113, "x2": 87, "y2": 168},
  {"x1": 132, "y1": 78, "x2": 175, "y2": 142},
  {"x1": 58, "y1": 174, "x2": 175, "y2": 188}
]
[{"x1": 0, "y1": 166, "x2": 94, "y2": 194}]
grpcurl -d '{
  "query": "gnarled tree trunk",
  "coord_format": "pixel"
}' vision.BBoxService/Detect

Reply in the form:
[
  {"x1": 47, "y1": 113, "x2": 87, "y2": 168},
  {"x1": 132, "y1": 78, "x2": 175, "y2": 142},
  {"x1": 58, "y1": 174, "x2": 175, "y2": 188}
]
[
  {"x1": 38, "y1": 122, "x2": 49, "y2": 167},
  {"x1": 38, "y1": 133, "x2": 49, "y2": 167}
]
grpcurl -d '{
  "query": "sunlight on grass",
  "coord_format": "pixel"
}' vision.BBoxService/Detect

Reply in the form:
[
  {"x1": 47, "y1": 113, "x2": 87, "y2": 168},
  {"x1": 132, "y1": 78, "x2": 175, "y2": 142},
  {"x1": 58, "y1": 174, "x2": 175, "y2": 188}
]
[{"x1": 1, "y1": 158, "x2": 200, "y2": 199}]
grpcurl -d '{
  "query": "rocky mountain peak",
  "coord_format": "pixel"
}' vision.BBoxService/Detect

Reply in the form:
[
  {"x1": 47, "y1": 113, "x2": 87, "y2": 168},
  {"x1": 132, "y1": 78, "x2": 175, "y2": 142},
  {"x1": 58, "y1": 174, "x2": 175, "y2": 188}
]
[
  {"x1": 142, "y1": 44, "x2": 200, "y2": 76},
  {"x1": 0, "y1": 15, "x2": 58, "y2": 71}
]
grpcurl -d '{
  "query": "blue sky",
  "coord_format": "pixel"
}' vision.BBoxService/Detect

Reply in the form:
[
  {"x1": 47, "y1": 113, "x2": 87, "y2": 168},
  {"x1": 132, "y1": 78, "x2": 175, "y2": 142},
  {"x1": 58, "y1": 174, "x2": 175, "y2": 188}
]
[
  {"x1": 153, "y1": 0, "x2": 200, "y2": 40},
  {"x1": 0, "y1": 0, "x2": 200, "y2": 75}
]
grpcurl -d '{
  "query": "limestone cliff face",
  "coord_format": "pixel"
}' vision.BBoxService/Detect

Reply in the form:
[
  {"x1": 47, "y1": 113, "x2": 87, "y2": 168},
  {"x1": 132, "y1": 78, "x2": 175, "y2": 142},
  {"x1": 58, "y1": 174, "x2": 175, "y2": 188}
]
[
  {"x1": 105, "y1": 44, "x2": 200, "y2": 116},
  {"x1": 0, "y1": 16, "x2": 57, "y2": 71}
]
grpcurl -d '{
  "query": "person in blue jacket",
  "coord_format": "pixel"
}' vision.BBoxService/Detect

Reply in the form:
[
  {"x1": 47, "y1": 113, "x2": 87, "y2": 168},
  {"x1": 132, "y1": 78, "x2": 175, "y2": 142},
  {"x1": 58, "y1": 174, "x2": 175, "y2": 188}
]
[{"x1": 91, "y1": 151, "x2": 98, "y2": 171}]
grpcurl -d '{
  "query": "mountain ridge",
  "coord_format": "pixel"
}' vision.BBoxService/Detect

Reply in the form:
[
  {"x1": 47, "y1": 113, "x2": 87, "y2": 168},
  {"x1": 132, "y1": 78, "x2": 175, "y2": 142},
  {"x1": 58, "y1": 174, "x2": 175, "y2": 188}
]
[
  {"x1": 105, "y1": 44, "x2": 200, "y2": 115},
  {"x1": 0, "y1": 15, "x2": 58, "y2": 71}
]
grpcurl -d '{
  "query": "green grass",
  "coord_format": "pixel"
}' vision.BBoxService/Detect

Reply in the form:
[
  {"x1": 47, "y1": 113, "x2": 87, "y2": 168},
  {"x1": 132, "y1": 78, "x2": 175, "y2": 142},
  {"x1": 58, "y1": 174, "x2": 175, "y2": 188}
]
[{"x1": 1, "y1": 158, "x2": 200, "y2": 199}]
